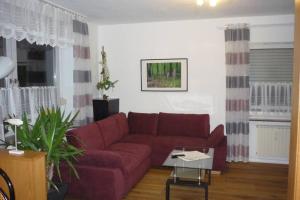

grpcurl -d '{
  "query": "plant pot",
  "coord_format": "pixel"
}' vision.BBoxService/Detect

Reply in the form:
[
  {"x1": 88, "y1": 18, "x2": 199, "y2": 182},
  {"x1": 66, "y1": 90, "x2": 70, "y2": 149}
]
[
  {"x1": 47, "y1": 183, "x2": 68, "y2": 200},
  {"x1": 102, "y1": 94, "x2": 108, "y2": 100}
]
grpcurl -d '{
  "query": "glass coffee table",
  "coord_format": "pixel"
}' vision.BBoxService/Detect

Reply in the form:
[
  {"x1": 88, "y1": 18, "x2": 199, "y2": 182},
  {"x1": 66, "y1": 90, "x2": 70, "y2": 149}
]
[{"x1": 163, "y1": 148, "x2": 214, "y2": 200}]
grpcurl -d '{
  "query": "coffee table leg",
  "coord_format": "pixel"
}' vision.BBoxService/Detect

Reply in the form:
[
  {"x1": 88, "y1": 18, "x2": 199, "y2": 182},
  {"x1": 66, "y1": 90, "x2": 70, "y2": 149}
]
[
  {"x1": 208, "y1": 170, "x2": 211, "y2": 185},
  {"x1": 204, "y1": 184, "x2": 208, "y2": 200},
  {"x1": 166, "y1": 179, "x2": 170, "y2": 200}
]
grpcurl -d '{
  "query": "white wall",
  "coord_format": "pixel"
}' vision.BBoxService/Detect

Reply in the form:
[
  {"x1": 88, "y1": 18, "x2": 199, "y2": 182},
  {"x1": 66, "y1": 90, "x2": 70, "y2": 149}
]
[
  {"x1": 88, "y1": 22, "x2": 100, "y2": 98},
  {"x1": 97, "y1": 15, "x2": 294, "y2": 130}
]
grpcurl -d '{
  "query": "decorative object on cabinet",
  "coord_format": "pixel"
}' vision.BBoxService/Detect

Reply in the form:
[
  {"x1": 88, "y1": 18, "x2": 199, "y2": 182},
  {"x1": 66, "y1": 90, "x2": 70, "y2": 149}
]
[
  {"x1": 5, "y1": 118, "x2": 24, "y2": 155},
  {"x1": 96, "y1": 46, "x2": 118, "y2": 100},
  {"x1": 93, "y1": 98, "x2": 119, "y2": 121}
]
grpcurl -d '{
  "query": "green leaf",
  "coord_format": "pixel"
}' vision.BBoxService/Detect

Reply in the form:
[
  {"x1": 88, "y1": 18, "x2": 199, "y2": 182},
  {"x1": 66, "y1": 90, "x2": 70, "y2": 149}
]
[{"x1": 12, "y1": 106, "x2": 82, "y2": 189}]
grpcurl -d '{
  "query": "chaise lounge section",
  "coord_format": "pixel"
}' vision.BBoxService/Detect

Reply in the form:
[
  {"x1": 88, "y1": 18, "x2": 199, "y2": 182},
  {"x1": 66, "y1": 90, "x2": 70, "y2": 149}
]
[{"x1": 62, "y1": 112, "x2": 227, "y2": 200}]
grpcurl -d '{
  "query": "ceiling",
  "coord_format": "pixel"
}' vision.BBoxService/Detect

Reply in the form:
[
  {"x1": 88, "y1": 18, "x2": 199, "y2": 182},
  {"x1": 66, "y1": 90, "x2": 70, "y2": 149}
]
[{"x1": 50, "y1": 0, "x2": 294, "y2": 25}]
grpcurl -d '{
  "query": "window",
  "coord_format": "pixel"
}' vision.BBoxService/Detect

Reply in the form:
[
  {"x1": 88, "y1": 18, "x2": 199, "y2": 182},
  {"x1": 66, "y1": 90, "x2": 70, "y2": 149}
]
[
  {"x1": 249, "y1": 47, "x2": 293, "y2": 119},
  {"x1": 249, "y1": 48, "x2": 293, "y2": 82},
  {"x1": 0, "y1": 37, "x2": 6, "y2": 87},
  {"x1": 0, "y1": 39, "x2": 58, "y2": 125},
  {"x1": 17, "y1": 40, "x2": 55, "y2": 87},
  {"x1": 0, "y1": 38, "x2": 58, "y2": 143},
  {"x1": 0, "y1": 37, "x2": 5, "y2": 56},
  {"x1": 0, "y1": 39, "x2": 56, "y2": 88}
]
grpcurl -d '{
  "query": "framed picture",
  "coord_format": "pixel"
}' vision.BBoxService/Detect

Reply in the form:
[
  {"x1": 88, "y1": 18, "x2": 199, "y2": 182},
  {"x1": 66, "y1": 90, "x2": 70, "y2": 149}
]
[{"x1": 140, "y1": 58, "x2": 188, "y2": 91}]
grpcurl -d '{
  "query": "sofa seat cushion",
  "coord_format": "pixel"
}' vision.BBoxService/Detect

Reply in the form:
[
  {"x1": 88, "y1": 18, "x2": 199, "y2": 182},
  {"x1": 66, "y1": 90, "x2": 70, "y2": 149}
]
[
  {"x1": 67, "y1": 123, "x2": 105, "y2": 150},
  {"x1": 128, "y1": 112, "x2": 159, "y2": 135},
  {"x1": 106, "y1": 143, "x2": 151, "y2": 176},
  {"x1": 120, "y1": 134, "x2": 155, "y2": 147},
  {"x1": 153, "y1": 136, "x2": 208, "y2": 151},
  {"x1": 157, "y1": 112, "x2": 210, "y2": 138},
  {"x1": 152, "y1": 136, "x2": 208, "y2": 166}
]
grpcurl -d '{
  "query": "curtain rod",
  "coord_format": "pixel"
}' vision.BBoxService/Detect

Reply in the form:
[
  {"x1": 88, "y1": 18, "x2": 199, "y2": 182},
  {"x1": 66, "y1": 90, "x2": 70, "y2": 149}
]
[
  {"x1": 217, "y1": 22, "x2": 294, "y2": 30},
  {"x1": 40, "y1": 0, "x2": 87, "y2": 19}
]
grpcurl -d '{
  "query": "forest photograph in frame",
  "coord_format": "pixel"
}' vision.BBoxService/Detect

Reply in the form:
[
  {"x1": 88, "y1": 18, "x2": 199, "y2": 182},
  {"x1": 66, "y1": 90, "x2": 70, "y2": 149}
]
[{"x1": 141, "y1": 58, "x2": 188, "y2": 91}]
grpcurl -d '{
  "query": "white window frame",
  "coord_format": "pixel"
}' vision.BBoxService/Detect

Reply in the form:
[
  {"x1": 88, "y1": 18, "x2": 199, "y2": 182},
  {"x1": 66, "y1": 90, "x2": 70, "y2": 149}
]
[
  {"x1": 249, "y1": 42, "x2": 293, "y2": 121},
  {"x1": 249, "y1": 42, "x2": 293, "y2": 164},
  {"x1": 2, "y1": 39, "x2": 59, "y2": 88}
]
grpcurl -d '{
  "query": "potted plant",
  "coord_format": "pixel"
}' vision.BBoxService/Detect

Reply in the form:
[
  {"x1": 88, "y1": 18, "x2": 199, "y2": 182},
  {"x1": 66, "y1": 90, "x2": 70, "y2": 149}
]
[
  {"x1": 96, "y1": 46, "x2": 118, "y2": 100},
  {"x1": 7, "y1": 107, "x2": 83, "y2": 200}
]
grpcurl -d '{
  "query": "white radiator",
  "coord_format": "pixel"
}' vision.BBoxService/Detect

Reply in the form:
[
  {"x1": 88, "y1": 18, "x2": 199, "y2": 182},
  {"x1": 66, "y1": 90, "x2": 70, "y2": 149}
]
[{"x1": 249, "y1": 121, "x2": 290, "y2": 164}]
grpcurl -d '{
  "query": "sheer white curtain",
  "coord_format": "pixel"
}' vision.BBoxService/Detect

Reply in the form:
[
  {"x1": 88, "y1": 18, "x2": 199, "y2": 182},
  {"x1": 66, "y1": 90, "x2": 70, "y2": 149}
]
[
  {"x1": 250, "y1": 82, "x2": 292, "y2": 116},
  {"x1": 0, "y1": 0, "x2": 85, "y2": 141},
  {"x1": 0, "y1": 87, "x2": 58, "y2": 140},
  {"x1": 0, "y1": 0, "x2": 74, "y2": 47}
]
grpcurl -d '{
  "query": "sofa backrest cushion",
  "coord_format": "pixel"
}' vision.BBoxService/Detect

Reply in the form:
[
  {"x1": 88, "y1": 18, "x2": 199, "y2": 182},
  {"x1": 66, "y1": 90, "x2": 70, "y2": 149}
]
[
  {"x1": 157, "y1": 112, "x2": 210, "y2": 138},
  {"x1": 96, "y1": 115, "x2": 123, "y2": 146},
  {"x1": 128, "y1": 112, "x2": 159, "y2": 135},
  {"x1": 67, "y1": 122, "x2": 105, "y2": 150},
  {"x1": 113, "y1": 112, "x2": 129, "y2": 136}
]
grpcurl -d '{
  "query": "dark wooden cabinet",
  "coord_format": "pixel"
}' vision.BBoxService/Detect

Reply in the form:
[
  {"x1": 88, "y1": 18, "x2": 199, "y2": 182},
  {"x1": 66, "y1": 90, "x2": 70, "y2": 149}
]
[{"x1": 93, "y1": 98, "x2": 119, "y2": 121}]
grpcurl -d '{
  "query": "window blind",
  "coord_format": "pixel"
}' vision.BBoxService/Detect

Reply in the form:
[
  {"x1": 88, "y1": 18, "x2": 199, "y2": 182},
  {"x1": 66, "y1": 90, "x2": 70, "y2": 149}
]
[
  {"x1": 0, "y1": 37, "x2": 5, "y2": 56},
  {"x1": 0, "y1": 37, "x2": 6, "y2": 87},
  {"x1": 249, "y1": 48, "x2": 293, "y2": 82}
]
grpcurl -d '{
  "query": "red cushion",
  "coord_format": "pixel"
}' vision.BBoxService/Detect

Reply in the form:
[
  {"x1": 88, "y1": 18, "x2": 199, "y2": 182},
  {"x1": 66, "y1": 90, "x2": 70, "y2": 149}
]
[
  {"x1": 67, "y1": 123, "x2": 105, "y2": 150},
  {"x1": 107, "y1": 142, "x2": 151, "y2": 157},
  {"x1": 152, "y1": 136, "x2": 209, "y2": 165},
  {"x1": 106, "y1": 143, "x2": 151, "y2": 176},
  {"x1": 76, "y1": 150, "x2": 123, "y2": 171},
  {"x1": 157, "y1": 112, "x2": 210, "y2": 138},
  {"x1": 153, "y1": 136, "x2": 208, "y2": 153},
  {"x1": 128, "y1": 112, "x2": 158, "y2": 135},
  {"x1": 113, "y1": 112, "x2": 129, "y2": 136},
  {"x1": 121, "y1": 134, "x2": 154, "y2": 147},
  {"x1": 96, "y1": 116, "x2": 123, "y2": 147}
]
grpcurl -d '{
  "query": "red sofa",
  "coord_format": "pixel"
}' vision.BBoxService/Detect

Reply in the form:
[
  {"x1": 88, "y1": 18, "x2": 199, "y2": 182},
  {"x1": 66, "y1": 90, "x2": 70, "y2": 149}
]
[{"x1": 62, "y1": 112, "x2": 226, "y2": 200}]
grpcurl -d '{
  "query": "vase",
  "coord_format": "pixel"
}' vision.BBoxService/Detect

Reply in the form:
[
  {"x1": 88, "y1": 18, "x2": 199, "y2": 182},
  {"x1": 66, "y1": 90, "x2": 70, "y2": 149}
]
[
  {"x1": 102, "y1": 94, "x2": 108, "y2": 100},
  {"x1": 47, "y1": 183, "x2": 68, "y2": 200}
]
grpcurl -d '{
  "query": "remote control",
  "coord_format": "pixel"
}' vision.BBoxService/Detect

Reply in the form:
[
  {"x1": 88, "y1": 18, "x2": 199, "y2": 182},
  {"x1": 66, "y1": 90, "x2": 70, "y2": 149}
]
[{"x1": 171, "y1": 154, "x2": 185, "y2": 158}]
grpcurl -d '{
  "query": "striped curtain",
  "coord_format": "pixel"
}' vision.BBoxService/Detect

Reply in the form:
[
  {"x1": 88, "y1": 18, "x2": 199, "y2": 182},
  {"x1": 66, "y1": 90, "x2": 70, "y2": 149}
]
[
  {"x1": 225, "y1": 24, "x2": 250, "y2": 162},
  {"x1": 73, "y1": 19, "x2": 93, "y2": 126}
]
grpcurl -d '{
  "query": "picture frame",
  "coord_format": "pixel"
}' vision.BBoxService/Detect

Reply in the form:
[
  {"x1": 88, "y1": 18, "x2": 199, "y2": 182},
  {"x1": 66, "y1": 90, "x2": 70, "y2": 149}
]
[{"x1": 140, "y1": 58, "x2": 188, "y2": 91}]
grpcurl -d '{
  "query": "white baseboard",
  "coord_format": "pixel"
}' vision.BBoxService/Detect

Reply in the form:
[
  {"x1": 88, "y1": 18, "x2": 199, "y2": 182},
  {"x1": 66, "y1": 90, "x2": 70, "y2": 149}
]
[{"x1": 249, "y1": 157, "x2": 289, "y2": 164}]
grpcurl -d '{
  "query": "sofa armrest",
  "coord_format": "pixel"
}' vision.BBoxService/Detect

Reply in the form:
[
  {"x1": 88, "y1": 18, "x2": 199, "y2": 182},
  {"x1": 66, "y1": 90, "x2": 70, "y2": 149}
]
[
  {"x1": 212, "y1": 136, "x2": 227, "y2": 171},
  {"x1": 76, "y1": 150, "x2": 124, "y2": 171},
  {"x1": 208, "y1": 125, "x2": 224, "y2": 147},
  {"x1": 60, "y1": 164, "x2": 125, "y2": 200}
]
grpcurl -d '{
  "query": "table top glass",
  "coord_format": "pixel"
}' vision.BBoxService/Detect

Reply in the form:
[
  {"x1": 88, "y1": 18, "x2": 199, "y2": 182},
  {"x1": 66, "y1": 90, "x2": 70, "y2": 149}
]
[{"x1": 163, "y1": 148, "x2": 214, "y2": 170}]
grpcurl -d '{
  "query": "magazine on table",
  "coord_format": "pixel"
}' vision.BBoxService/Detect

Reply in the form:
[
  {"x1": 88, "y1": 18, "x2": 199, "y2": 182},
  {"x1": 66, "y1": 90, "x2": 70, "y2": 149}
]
[{"x1": 172, "y1": 151, "x2": 210, "y2": 161}]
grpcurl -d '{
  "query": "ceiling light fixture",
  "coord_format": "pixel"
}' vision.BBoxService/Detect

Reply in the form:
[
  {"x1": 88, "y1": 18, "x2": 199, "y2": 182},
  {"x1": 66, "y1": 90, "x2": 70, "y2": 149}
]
[
  {"x1": 196, "y1": 0, "x2": 218, "y2": 7},
  {"x1": 196, "y1": 0, "x2": 204, "y2": 6},
  {"x1": 209, "y1": 0, "x2": 217, "y2": 7}
]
